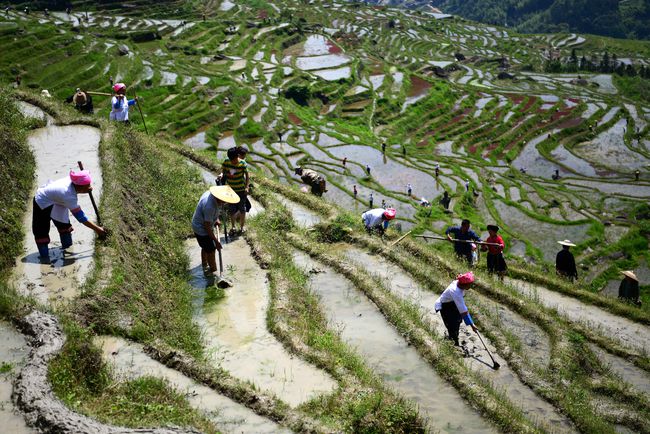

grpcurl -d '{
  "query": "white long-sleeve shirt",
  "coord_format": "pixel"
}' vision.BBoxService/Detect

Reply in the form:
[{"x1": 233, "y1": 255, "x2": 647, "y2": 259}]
[
  {"x1": 434, "y1": 280, "x2": 468, "y2": 314},
  {"x1": 362, "y1": 208, "x2": 385, "y2": 229},
  {"x1": 109, "y1": 96, "x2": 135, "y2": 121}
]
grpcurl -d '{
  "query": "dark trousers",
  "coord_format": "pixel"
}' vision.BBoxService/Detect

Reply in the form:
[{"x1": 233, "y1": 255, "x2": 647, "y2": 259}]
[
  {"x1": 440, "y1": 301, "x2": 462, "y2": 345},
  {"x1": 32, "y1": 198, "x2": 73, "y2": 245}
]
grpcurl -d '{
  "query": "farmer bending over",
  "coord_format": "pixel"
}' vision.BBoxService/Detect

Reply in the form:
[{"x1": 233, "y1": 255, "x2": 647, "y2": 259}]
[
  {"x1": 191, "y1": 185, "x2": 240, "y2": 275},
  {"x1": 446, "y1": 219, "x2": 481, "y2": 264},
  {"x1": 435, "y1": 272, "x2": 478, "y2": 346},
  {"x1": 32, "y1": 170, "x2": 106, "y2": 262},
  {"x1": 221, "y1": 146, "x2": 250, "y2": 236},
  {"x1": 109, "y1": 83, "x2": 137, "y2": 122},
  {"x1": 362, "y1": 208, "x2": 396, "y2": 235}
]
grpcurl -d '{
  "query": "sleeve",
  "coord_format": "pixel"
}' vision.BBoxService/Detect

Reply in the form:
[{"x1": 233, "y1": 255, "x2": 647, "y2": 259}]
[
  {"x1": 471, "y1": 230, "x2": 481, "y2": 241},
  {"x1": 445, "y1": 226, "x2": 454, "y2": 235},
  {"x1": 362, "y1": 212, "x2": 370, "y2": 226},
  {"x1": 128, "y1": 99, "x2": 136, "y2": 106},
  {"x1": 452, "y1": 291, "x2": 469, "y2": 315},
  {"x1": 71, "y1": 207, "x2": 88, "y2": 223}
]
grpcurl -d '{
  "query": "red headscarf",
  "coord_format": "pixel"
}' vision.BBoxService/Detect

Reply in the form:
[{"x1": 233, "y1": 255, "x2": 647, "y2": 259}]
[{"x1": 457, "y1": 272, "x2": 475, "y2": 284}]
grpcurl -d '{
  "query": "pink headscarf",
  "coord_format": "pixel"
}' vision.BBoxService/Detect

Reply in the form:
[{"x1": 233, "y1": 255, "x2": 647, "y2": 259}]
[
  {"x1": 69, "y1": 170, "x2": 91, "y2": 186},
  {"x1": 113, "y1": 83, "x2": 126, "y2": 93},
  {"x1": 457, "y1": 272, "x2": 475, "y2": 285},
  {"x1": 383, "y1": 208, "x2": 396, "y2": 220}
]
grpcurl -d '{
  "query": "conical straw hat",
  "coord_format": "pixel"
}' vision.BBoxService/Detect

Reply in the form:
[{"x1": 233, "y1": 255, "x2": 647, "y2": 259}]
[
  {"x1": 209, "y1": 185, "x2": 240, "y2": 204},
  {"x1": 557, "y1": 239, "x2": 576, "y2": 247},
  {"x1": 620, "y1": 270, "x2": 638, "y2": 281}
]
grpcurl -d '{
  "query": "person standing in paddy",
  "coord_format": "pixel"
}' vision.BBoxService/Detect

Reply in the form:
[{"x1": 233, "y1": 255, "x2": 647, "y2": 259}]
[
  {"x1": 446, "y1": 219, "x2": 481, "y2": 264},
  {"x1": 109, "y1": 83, "x2": 137, "y2": 122},
  {"x1": 192, "y1": 185, "x2": 240, "y2": 276},
  {"x1": 483, "y1": 224, "x2": 507, "y2": 279},
  {"x1": 435, "y1": 272, "x2": 479, "y2": 346},
  {"x1": 556, "y1": 239, "x2": 578, "y2": 281},
  {"x1": 221, "y1": 146, "x2": 250, "y2": 236},
  {"x1": 32, "y1": 170, "x2": 106, "y2": 262}
]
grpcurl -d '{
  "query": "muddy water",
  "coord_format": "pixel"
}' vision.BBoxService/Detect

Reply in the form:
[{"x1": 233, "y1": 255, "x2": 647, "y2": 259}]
[
  {"x1": 506, "y1": 278, "x2": 650, "y2": 352},
  {"x1": 95, "y1": 336, "x2": 287, "y2": 433},
  {"x1": 588, "y1": 344, "x2": 650, "y2": 396},
  {"x1": 187, "y1": 239, "x2": 336, "y2": 407},
  {"x1": 293, "y1": 251, "x2": 495, "y2": 433},
  {"x1": 13, "y1": 125, "x2": 102, "y2": 305},
  {"x1": 272, "y1": 194, "x2": 321, "y2": 227},
  {"x1": 0, "y1": 322, "x2": 33, "y2": 433},
  {"x1": 340, "y1": 246, "x2": 552, "y2": 367},
  {"x1": 338, "y1": 247, "x2": 573, "y2": 431},
  {"x1": 17, "y1": 101, "x2": 54, "y2": 125}
]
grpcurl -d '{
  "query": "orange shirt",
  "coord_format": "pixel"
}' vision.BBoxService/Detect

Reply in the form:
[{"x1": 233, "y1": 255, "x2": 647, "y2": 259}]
[{"x1": 486, "y1": 234, "x2": 504, "y2": 254}]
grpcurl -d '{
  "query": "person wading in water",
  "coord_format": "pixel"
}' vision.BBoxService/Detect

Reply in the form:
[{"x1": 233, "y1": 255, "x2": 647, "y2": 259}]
[{"x1": 435, "y1": 272, "x2": 479, "y2": 346}]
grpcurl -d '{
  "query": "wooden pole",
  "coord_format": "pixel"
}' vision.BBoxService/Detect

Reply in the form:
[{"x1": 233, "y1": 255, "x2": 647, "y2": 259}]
[
  {"x1": 85, "y1": 91, "x2": 112, "y2": 96},
  {"x1": 414, "y1": 234, "x2": 502, "y2": 247},
  {"x1": 388, "y1": 230, "x2": 412, "y2": 248},
  {"x1": 132, "y1": 88, "x2": 148, "y2": 135}
]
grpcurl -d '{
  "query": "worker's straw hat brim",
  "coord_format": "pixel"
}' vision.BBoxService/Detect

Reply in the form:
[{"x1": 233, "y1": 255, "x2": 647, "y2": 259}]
[
  {"x1": 621, "y1": 270, "x2": 639, "y2": 281},
  {"x1": 209, "y1": 185, "x2": 240, "y2": 204},
  {"x1": 557, "y1": 240, "x2": 576, "y2": 247}
]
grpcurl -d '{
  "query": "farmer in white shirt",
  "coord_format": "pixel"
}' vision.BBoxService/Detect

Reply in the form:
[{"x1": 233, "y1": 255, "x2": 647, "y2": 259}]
[
  {"x1": 434, "y1": 272, "x2": 479, "y2": 346},
  {"x1": 361, "y1": 208, "x2": 396, "y2": 235},
  {"x1": 32, "y1": 170, "x2": 106, "y2": 262},
  {"x1": 109, "y1": 82, "x2": 138, "y2": 122}
]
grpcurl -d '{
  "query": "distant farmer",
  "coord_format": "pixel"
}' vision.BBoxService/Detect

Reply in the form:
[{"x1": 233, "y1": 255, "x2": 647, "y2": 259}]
[
  {"x1": 223, "y1": 146, "x2": 250, "y2": 235},
  {"x1": 32, "y1": 170, "x2": 106, "y2": 262},
  {"x1": 483, "y1": 225, "x2": 507, "y2": 279},
  {"x1": 353, "y1": 185, "x2": 358, "y2": 199},
  {"x1": 434, "y1": 272, "x2": 478, "y2": 346},
  {"x1": 192, "y1": 183, "x2": 240, "y2": 276},
  {"x1": 369, "y1": 193, "x2": 374, "y2": 208},
  {"x1": 556, "y1": 240, "x2": 578, "y2": 281},
  {"x1": 366, "y1": 164, "x2": 371, "y2": 176},
  {"x1": 420, "y1": 197, "x2": 430, "y2": 207},
  {"x1": 434, "y1": 163, "x2": 440, "y2": 178},
  {"x1": 402, "y1": 145, "x2": 406, "y2": 156},
  {"x1": 464, "y1": 180, "x2": 470, "y2": 192},
  {"x1": 342, "y1": 157, "x2": 347, "y2": 167},
  {"x1": 439, "y1": 191, "x2": 451, "y2": 210},
  {"x1": 407, "y1": 183, "x2": 412, "y2": 197},
  {"x1": 446, "y1": 219, "x2": 481, "y2": 264},
  {"x1": 294, "y1": 166, "x2": 327, "y2": 196},
  {"x1": 362, "y1": 208, "x2": 396, "y2": 235},
  {"x1": 618, "y1": 270, "x2": 641, "y2": 305},
  {"x1": 65, "y1": 88, "x2": 94, "y2": 114},
  {"x1": 381, "y1": 142, "x2": 386, "y2": 153},
  {"x1": 635, "y1": 169, "x2": 641, "y2": 181},
  {"x1": 109, "y1": 83, "x2": 137, "y2": 122},
  {"x1": 552, "y1": 169, "x2": 560, "y2": 180}
]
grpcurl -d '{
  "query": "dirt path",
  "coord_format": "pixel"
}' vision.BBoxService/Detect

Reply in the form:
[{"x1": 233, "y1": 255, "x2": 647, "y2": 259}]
[
  {"x1": 340, "y1": 246, "x2": 573, "y2": 432},
  {"x1": 0, "y1": 322, "x2": 34, "y2": 433},
  {"x1": 12, "y1": 113, "x2": 102, "y2": 305},
  {"x1": 96, "y1": 336, "x2": 288, "y2": 433},
  {"x1": 187, "y1": 236, "x2": 336, "y2": 407},
  {"x1": 294, "y1": 250, "x2": 496, "y2": 433},
  {"x1": 506, "y1": 278, "x2": 650, "y2": 352}
]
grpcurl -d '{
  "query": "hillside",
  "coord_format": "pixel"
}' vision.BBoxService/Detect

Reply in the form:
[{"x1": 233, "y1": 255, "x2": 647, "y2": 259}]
[
  {"x1": 430, "y1": 0, "x2": 650, "y2": 40},
  {"x1": 1, "y1": 0, "x2": 650, "y2": 433}
]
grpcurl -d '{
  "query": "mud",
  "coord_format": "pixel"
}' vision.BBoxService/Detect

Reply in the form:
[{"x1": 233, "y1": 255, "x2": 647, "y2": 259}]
[
  {"x1": 506, "y1": 278, "x2": 650, "y2": 352},
  {"x1": 14, "y1": 311, "x2": 198, "y2": 433},
  {"x1": 0, "y1": 322, "x2": 33, "y2": 433},
  {"x1": 588, "y1": 344, "x2": 650, "y2": 396},
  {"x1": 13, "y1": 124, "x2": 102, "y2": 305},
  {"x1": 293, "y1": 251, "x2": 496, "y2": 433},
  {"x1": 95, "y1": 336, "x2": 287, "y2": 433},
  {"x1": 187, "y1": 239, "x2": 336, "y2": 407}
]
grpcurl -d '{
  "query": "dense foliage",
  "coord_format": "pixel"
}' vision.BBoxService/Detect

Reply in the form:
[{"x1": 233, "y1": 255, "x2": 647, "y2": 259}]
[{"x1": 430, "y1": 0, "x2": 650, "y2": 40}]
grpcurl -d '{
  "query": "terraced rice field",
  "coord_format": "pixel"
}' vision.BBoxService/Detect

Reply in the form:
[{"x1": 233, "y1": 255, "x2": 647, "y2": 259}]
[{"x1": 2, "y1": 0, "x2": 650, "y2": 433}]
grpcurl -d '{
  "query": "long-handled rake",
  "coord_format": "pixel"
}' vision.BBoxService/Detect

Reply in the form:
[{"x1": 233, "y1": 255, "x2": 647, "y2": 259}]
[
  {"x1": 214, "y1": 226, "x2": 233, "y2": 289},
  {"x1": 475, "y1": 330, "x2": 500, "y2": 370}
]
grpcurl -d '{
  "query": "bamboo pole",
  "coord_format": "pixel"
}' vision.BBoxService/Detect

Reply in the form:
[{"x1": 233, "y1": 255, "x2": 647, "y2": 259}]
[{"x1": 414, "y1": 234, "x2": 501, "y2": 247}]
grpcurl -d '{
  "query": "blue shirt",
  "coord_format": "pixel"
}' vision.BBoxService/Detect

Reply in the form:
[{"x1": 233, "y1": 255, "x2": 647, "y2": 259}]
[
  {"x1": 445, "y1": 226, "x2": 481, "y2": 256},
  {"x1": 191, "y1": 191, "x2": 221, "y2": 236}
]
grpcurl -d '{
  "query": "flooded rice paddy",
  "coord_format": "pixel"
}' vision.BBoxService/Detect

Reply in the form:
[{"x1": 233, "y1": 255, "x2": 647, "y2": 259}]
[
  {"x1": 13, "y1": 123, "x2": 102, "y2": 305},
  {"x1": 0, "y1": 322, "x2": 33, "y2": 434}
]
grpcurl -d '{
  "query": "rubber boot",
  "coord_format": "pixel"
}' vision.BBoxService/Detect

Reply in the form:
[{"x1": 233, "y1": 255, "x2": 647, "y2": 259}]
[
  {"x1": 37, "y1": 243, "x2": 50, "y2": 262},
  {"x1": 60, "y1": 232, "x2": 73, "y2": 250}
]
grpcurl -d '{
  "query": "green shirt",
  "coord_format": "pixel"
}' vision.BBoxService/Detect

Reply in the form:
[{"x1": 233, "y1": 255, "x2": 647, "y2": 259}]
[{"x1": 222, "y1": 159, "x2": 247, "y2": 192}]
